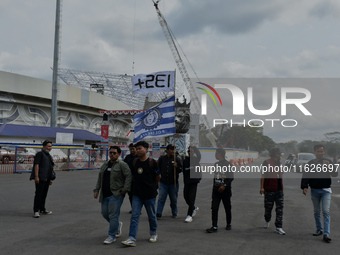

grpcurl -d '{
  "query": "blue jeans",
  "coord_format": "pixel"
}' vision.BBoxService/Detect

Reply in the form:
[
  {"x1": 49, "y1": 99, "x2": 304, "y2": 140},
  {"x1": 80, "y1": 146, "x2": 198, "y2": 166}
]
[
  {"x1": 101, "y1": 194, "x2": 124, "y2": 237},
  {"x1": 128, "y1": 196, "x2": 157, "y2": 241},
  {"x1": 311, "y1": 189, "x2": 331, "y2": 235},
  {"x1": 157, "y1": 182, "x2": 179, "y2": 215}
]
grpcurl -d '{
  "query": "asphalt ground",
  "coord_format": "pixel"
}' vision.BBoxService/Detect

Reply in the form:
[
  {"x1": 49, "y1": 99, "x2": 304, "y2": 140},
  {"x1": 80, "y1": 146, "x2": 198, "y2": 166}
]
[{"x1": 1, "y1": 157, "x2": 340, "y2": 255}]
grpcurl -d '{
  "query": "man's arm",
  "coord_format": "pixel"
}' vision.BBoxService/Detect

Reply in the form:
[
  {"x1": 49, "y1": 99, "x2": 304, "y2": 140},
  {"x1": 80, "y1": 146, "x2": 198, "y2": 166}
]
[
  {"x1": 121, "y1": 162, "x2": 132, "y2": 195},
  {"x1": 34, "y1": 164, "x2": 39, "y2": 184},
  {"x1": 260, "y1": 175, "x2": 265, "y2": 195}
]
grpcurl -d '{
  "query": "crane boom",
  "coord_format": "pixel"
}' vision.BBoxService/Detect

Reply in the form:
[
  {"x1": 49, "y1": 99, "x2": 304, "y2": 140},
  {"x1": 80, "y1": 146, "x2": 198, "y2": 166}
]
[{"x1": 152, "y1": 1, "x2": 217, "y2": 147}]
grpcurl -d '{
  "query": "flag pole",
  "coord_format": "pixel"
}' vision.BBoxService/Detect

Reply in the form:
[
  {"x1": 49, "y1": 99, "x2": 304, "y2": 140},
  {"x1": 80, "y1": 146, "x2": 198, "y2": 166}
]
[
  {"x1": 174, "y1": 134, "x2": 176, "y2": 189},
  {"x1": 173, "y1": 69, "x2": 177, "y2": 189}
]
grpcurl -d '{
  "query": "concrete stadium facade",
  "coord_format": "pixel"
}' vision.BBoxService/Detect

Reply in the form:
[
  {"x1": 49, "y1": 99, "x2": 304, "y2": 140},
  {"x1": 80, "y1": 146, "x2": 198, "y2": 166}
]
[{"x1": 0, "y1": 70, "x2": 133, "y2": 145}]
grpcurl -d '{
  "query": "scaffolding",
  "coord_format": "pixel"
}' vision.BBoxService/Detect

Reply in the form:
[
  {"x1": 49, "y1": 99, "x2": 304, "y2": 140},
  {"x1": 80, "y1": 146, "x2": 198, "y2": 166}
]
[{"x1": 57, "y1": 68, "x2": 172, "y2": 110}]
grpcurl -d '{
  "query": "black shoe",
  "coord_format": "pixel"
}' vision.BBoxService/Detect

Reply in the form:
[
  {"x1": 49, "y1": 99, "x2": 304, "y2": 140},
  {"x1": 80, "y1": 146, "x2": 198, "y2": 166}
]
[
  {"x1": 156, "y1": 213, "x2": 162, "y2": 220},
  {"x1": 313, "y1": 230, "x2": 323, "y2": 236},
  {"x1": 226, "y1": 225, "x2": 232, "y2": 230},
  {"x1": 129, "y1": 210, "x2": 132, "y2": 214},
  {"x1": 323, "y1": 235, "x2": 331, "y2": 243},
  {"x1": 172, "y1": 214, "x2": 177, "y2": 219},
  {"x1": 206, "y1": 227, "x2": 217, "y2": 233}
]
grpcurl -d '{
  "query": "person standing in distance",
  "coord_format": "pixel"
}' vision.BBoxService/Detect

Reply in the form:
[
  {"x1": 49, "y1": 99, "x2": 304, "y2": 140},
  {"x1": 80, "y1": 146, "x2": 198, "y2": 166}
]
[
  {"x1": 206, "y1": 148, "x2": 234, "y2": 233},
  {"x1": 121, "y1": 141, "x2": 160, "y2": 247},
  {"x1": 30, "y1": 140, "x2": 55, "y2": 218},
  {"x1": 260, "y1": 148, "x2": 285, "y2": 235},
  {"x1": 183, "y1": 144, "x2": 201, "y2": 223},
  {"x1": 156, "y1": 144, "x2": 182, "y2": 219},
  {"x1": 94, "y1": 146, "x2": 132, "y2": 244},
  {"x1": 301, "y1": 144, "x2": 338, "y2": 243}
]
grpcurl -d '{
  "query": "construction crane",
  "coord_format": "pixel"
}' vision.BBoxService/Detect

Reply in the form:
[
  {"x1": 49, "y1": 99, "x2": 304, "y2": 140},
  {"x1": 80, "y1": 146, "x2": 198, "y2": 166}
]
[{"x1": 152, "y1": 0, "x2": 217, "y2": 147}]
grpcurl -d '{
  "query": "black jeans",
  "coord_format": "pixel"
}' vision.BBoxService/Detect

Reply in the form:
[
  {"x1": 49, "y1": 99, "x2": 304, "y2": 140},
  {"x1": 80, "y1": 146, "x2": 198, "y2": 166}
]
[
  {"x1": 211, "y1": 187, "x2": 232, "y2": 228},
  {"x1": 183, "y1": 183, "x2": 198, "y2": 216},
  {"x1": 264, "y1": 190, "x2": 284, "y2": 228},
  {"x1": 33, "y1": 180, "x2": 50, "y2": 213}
]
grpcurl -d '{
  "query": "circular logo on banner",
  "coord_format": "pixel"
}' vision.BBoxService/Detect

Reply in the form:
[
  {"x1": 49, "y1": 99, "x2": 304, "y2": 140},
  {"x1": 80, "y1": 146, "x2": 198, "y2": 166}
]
[
  {"x1": 137, "y1": 168, "x2": 143, "y2": 174},
  {"x1": 142, "y1": 109, "x2": 161, "y2": 130}
]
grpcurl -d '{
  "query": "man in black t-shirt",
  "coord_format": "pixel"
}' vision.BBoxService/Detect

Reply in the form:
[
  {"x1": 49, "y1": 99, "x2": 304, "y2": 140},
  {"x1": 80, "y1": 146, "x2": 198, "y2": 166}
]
[
  {"x1": 30, "y1": 140, "x2": 55, "y2": 218},
  {"x1": 122, "y1": 141, "x2": 160, "y2": 247},
  {"x1": 206, "y1": 148, "x2": 234, "y2": 233}
]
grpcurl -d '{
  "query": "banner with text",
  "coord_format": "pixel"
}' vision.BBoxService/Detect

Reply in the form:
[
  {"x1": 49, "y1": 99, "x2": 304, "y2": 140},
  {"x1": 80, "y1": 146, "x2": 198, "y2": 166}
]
[{"x1": 132, "y1": 71, "x2": 175, "y2": 95}]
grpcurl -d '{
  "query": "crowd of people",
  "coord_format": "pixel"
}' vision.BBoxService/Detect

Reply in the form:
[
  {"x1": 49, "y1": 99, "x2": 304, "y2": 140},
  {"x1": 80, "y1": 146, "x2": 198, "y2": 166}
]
[{"x1": 31, "y1": 140, "x2": 338, "y2": 247}]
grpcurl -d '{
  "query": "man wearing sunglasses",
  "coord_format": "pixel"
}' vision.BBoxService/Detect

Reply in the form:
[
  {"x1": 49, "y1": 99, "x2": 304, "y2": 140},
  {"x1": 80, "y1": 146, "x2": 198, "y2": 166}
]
[{"x1": 94, "y1": 146, "x2": 132, "y2": 244}]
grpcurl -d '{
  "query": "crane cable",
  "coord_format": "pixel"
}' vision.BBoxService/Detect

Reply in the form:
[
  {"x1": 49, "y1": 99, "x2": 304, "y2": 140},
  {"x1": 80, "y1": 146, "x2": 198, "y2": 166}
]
[
  {"x1": 132, "y1": 0, "x2": 137, "y2": 75},
  {"x1": 167, "y1": 25, "x2": 224, "y2": 120}
]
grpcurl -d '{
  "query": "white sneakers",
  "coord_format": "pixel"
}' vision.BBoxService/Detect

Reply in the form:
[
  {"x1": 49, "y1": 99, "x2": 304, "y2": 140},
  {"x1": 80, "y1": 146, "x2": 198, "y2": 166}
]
[
  {"x1": 103, "y1": 236, "x2": 116, "y2": 244},
  {"x1": 184, "y1": 215, "x2": 193, "y2": 223},
  {"x1": 149, "y1": 234, "x2": 158, "y2": 243},
  {"x1": 264, "y1": 221, "x2": 285, "y2": 235},
  {"x1": 192, "y1": 207, "x2": 199, "y2": 217},
  {"x1": 275, "y1": 228, "x2": 286, "y2": 235},
  {"x1": 264, "y1": 221, "x2": 270, "y2": 229},
  {"x1": 115, "y1": 222, "x2": 123, "y2": 238},
  {"x1": 33, "y1": 212, "x2": 40, "y2": 218}
]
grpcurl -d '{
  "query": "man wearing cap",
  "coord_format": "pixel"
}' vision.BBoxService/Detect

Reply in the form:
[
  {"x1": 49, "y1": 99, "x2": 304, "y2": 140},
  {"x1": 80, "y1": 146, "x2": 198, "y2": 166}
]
[
  {"x1": 156, "y1": 144, "x2": 182, "y2": 219},
  {"x1": 260, "y1": 148, "x2": 285, "y2": 235}
]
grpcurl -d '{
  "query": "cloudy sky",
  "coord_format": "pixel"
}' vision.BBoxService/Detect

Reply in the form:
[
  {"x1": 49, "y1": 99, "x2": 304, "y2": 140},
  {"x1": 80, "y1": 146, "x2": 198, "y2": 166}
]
[{"x1": 1, "y1": 0, "x2": 340, "y2": 142}]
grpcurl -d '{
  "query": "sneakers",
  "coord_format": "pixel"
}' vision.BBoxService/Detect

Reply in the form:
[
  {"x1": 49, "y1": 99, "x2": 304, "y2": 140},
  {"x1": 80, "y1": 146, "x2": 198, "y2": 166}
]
[
  {"x1": 192, "y1": 207, "x2": 199, "y2": 217},
  {"x1": 115, "y1": 222, "x2": 123, "y2": 238},
  {"x1": 121, "y1": 238, "x2": 136, "y2": 247},
  {"x1": 226, "y1": 224, "x2": 232, "y2": 230},
  {"x1": 33, "y1": 212, "x2": 40, "y2": 218},
  {"x1": 184, "y1": 215, "x2": 193, "y2": 223},
  {"x1": 156, "y1": 213, "x2": 162, "y2": 220},
  {"x1": 323, "y1": 235, "x2": 331, "y2": 243},
  {"x1": 264, "y1": 221, "x2": 270, "y2": 229},
  {"x1": 172, "y1": 214, "x2": 177, "y2": 219},
  {"x1": 103, "y1": 236, "x2": 116, "y2": 244},
  {"x1": 313, "y1": 229, "x2": 323, "y2": 236},
  {"x1": 40, "y1": 210, "x2": 52, "y2": 215},
  {"x1": 206, "y1": 227, "x2": 217, "y2": 233},
  {"x1": 275, "y1": 228, "x2": 286, "y2": 235},
  {"x1": 149, "y1": 234, "x2": 158, "y2": 243}
]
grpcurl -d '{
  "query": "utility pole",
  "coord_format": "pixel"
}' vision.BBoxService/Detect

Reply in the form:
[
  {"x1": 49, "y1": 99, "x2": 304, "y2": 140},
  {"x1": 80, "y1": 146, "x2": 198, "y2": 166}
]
[{"x1": 51, "y1": 0, "x2": 61, "y2": 127}]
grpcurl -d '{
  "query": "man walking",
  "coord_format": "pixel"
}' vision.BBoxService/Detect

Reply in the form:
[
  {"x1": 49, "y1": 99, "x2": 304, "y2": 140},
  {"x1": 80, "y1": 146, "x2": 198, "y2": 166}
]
[
  {"x1": 124, "y1": 143, "x2": 138, "y2": 211},
  {"x1": 30, "y1": 140, "x2": 55, "y2": 218},
  {"x1": 301, "y1": 144, "x2": 338, "y2": 243},
  {"x1": 94, "y1": 146, "x2": 132, "y2": 244},
  {"x1": 121, "y1": 141, "x2": 160, "y2": 247},
  {"x1": 206, "y1": 148, "x2": 234, "y2": 233},
  {"x1": 156, "y1": 144, "x2": 182, "y2": 219},
  {"x1": 183, "y1": 144, "x2": 201, "y2": 223},
  {"x1": 260, "y1": 148, "x2": 285, "y2": 235}
]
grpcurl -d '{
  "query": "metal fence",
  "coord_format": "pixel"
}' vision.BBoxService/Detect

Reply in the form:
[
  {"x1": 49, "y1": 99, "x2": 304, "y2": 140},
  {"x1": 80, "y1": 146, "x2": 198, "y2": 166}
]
[{"x1": 0, "y1": 147, "x2": 113, "y2": 174}]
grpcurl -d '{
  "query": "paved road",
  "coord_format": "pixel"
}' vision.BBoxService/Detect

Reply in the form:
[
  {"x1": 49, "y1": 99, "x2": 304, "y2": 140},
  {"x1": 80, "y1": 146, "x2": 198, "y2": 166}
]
[{"x1": 1, "y1": 157, "x2": 339, "y2": 255}]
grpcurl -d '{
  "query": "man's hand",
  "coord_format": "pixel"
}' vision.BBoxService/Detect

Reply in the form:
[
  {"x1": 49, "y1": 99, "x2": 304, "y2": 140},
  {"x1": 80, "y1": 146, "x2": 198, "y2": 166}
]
[
  {"x1": 94, "y1": 193, "x2": 99, "y2": 199},
  {"x1": 218, "y1": 186, "x2": 225, "y2": 193},
  {"x1": 303, "y1": 188, "x2": 308, "y2": 195},
  {"x1": 121, "y1": 190, "x2": 126, "y2": 196},
  {"x1": 35, "y1": 177, "x2": 39, "y2": 184},
  {"x1": 49, "y1": 180, "x2": 53, "y2": 185},
  {"x1": 173, "y1": 161, "x2": 178, "y2": 168},
  {"x1": 260, "y1": 188, "x2": 265, "y2": 195}
]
